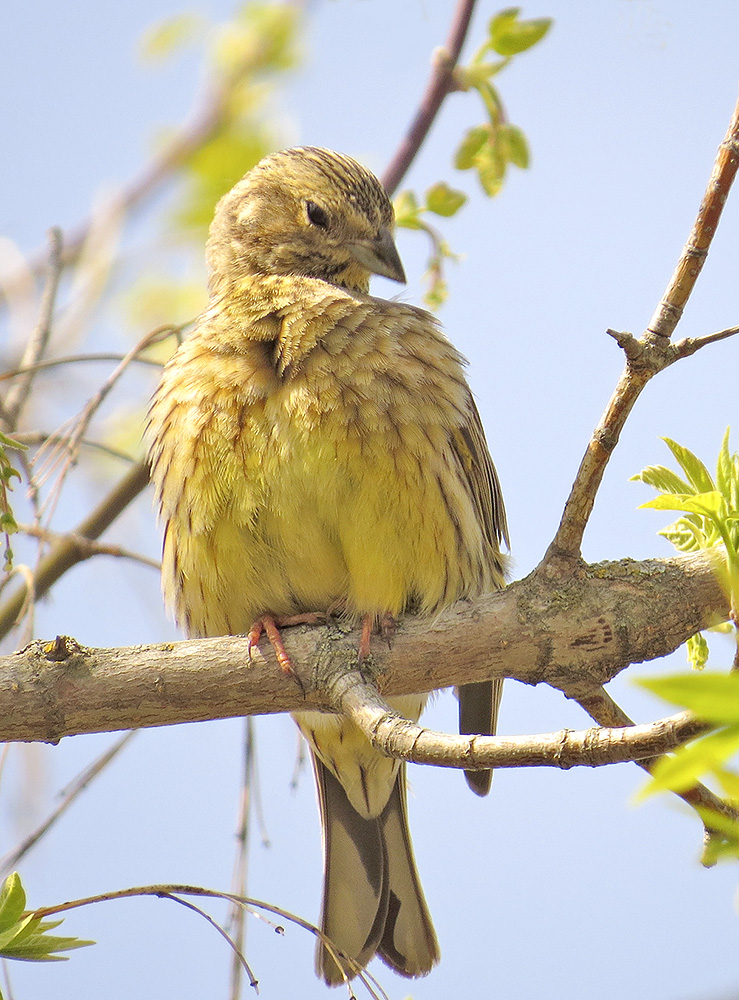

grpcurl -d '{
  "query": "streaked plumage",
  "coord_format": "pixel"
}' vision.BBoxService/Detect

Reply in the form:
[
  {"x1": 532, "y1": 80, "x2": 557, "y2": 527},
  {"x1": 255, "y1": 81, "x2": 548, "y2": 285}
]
[{"x1": 147, "y1": 147, "x2": 507, "y2": 984}]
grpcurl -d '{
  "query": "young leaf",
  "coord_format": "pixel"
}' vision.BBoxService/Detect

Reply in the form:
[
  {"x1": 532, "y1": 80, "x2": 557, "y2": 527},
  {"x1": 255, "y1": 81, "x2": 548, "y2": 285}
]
[
  {"x1": 393, "y1": 190, "x2": 422, "y2": 229},
  {"x1": 474, "y1": 141, "x2": 506, "y2": 196},
  {"x1": 139, "y1": 13, "x2": 204, "y2": 63},
  {"x1": 685, "y1": 632, "x2": 710, "y2": 670},
  {"x1": 0, "y1": 874, "x2": 94, "y2": 964},
  {"x1": 639, "y1": 491, "x2": 726, "y2": 518},
  {"x1": 661, "y1": 437, "x2": 715, "y2": 493},
  {"x1": 489, "y1": 8, "x2": 552, "y2": 56},
  {"x1": 0, "y1": 874, "x2": 26, "y2": 933},
  {"x1": 640, "y1": 672, "x2": 739, "y2": 724},
  {"x1": 499, "y1": 123, "x2": 529, "y2": 168},
  {"x1": 455, "y1": 125, "x2": 490, "y2": 170},
  {"x1": 715, "y1": 427, "x2": 733, "y2": 498},
  {"x1": 424, "y1": 182, "x2": 467, "y2": 217},
  {"x1": 630, "y1": 464, "x2": 693, "y2": 495},
  {"x1": 658, "y1": 522, "x2": 705, "y2": 552},
  {"x1": 640, "y1": 725, "x2": 739, "y2": 797}
]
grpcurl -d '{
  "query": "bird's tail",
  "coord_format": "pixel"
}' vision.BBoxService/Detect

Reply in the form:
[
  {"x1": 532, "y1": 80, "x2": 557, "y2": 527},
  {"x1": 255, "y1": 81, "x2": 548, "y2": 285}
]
[
  {"x1": 459, "y1": 677, "x2": 504, "y2": 795},
  {"x1": 314, "y1": 759, "x2": 439, "y2": 985}
]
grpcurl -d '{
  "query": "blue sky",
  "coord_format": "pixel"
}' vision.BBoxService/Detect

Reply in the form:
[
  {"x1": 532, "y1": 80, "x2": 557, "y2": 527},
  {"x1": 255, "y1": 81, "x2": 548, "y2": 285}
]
[{"x1": 1, "y1": 2, "x2": 739, "y2": 998}]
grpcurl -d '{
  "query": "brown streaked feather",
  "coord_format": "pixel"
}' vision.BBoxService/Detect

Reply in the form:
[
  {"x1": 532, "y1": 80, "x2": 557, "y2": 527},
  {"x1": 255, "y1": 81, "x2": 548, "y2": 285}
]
[
  {"x1": 452, "y1": 393, "x2": 508, "y2": 794},
  {"x1": 452, "y1": 394, "x2": 509, "y2": 554},
  {"x1": 147, "y1": 147, "x2": 508, "y2": 982}
]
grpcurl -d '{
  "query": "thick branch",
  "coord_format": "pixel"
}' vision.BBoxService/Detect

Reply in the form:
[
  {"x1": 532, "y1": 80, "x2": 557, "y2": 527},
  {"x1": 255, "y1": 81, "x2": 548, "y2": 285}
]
[{"x1": 0, "y1": 551, "x2": 726, "y2": 744}]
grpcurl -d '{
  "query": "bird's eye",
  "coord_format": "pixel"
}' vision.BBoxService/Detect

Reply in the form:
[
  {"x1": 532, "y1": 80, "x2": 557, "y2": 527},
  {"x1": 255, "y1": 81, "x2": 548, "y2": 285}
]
[{"x1": 306, "y1": 201, "x2": 330, "y2": 229}]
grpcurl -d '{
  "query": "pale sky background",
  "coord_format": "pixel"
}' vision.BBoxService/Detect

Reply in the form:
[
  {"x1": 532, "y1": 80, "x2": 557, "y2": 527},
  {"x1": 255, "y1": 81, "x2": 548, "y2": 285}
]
[{"x1": 1, "y1": 1, "x2": 739, "y2": 998}]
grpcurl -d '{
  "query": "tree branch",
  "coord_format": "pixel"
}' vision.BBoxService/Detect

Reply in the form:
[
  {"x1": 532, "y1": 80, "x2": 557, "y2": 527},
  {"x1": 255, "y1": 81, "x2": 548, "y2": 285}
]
[
  {"x1": 2, "y1": 229, "x2": 63, "y2": 428},
  {"x1": 332, "y1": 662, "x2": 709, "y2": 769},
  {"x1": 647, "y1": 90, "x2": 739, "y2": 339},
  {"x1": 0, "y1": 460, "x2": 151, "y2": 639},
  {"x1": 0, "y1": 551, "x2": 726, "y2": 744},
  {"x1": 545, "y1": 91, "x2": 739, "y2": 564},
  {"x1": 575, "y1": 686, "x2": 738, "y2": 831},
  {"x1": 381, "y1": 0, "x2": 477, "y2": 195}
]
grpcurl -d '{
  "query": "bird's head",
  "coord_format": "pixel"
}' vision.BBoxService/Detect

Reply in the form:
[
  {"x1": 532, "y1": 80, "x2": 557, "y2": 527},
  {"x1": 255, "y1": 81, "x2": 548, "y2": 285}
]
[{"x1": 206, "y1": 147, "x2": 406, "y2": 295}]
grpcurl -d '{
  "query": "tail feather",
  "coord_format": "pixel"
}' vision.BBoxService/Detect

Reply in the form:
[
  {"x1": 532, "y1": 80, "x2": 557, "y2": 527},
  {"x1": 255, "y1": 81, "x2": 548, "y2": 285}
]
[
  {"x1": 377, "y1": 769, "x2": 439, "y2": 977},
  {"x1": 314, "y1": 758, "x2": 439, "y2": 985},
  {"x1": 459, "y1": 678, "x2": 504, "y2": 796}
]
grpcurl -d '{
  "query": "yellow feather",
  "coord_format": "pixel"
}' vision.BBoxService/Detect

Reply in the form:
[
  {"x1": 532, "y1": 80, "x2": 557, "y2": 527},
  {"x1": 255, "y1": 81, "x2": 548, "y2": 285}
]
[{"x1": 146, "y1": 147, "x2": 507, "y2": 983}]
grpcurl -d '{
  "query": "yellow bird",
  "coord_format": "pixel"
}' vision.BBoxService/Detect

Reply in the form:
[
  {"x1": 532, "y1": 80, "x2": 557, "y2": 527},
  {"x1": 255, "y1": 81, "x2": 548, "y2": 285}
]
[{"x1": 146, "y1": 147, "x2": 507, "y2": 985}]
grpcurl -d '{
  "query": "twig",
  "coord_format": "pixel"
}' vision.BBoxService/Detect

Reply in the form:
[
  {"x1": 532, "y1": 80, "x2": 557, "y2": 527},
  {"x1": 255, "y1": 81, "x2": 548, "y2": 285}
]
[
  {"x1": 674, "y1": 324, "x2": 739, "y2": 358},
  {"x1": 647, "y1": 91, "x2": 739, "y2": 339},
  {"x1": 31, "y1": 883, "x2": 385, "y2": 1000},
  {"x1": 0, "y1": 351, "x2": 164, "y2": 383},
  {"x1": 12, "y1": 432, "x2": 139, "y2": 465},
  {"x1": 33, "y1": 325, "x2": 178, "y2": 521},
  {"x1": 2, "y1": 229, "x2": 64, "y2": 429},
  {"x1": 159, "y1": 893, "x2": 258, "y2": 991},
  {"x1": 575, "y1": 688, "x2": 739, "y2": 842},
  {"x1": 16, "y1": 524, "x2": 160, "y2": 571},
  {"x1": 381, "y1": 0, "x2": 477, "y2": 195},
  {"x1": 0, "y1": 459, "x2": 150, "y2": 640},
  {"x1": 0, "y1": 731, "x2": 136, "y2": 876},
  {"x1": 228, "y1": 718, "x2": 254, "y2": 1000},
  {"x1": 546, "y1": 92, "x2": 739, "y2": 563}
]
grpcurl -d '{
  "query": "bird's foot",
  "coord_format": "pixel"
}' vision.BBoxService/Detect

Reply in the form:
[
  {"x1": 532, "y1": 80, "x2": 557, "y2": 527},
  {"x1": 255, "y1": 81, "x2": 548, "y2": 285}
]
[
  {"x1": 357, "y1": 612, "x2": 397, "y2": 664},
  {"x1": 247, "y1": 612, "x2": 327, "y2": 689}
]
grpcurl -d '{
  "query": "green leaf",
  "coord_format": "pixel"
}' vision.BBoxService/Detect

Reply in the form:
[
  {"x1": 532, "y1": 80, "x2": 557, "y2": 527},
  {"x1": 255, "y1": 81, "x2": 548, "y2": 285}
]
[
  {"x1": 630, "y1": 464, "x2": 693, "y2": 495},
  {"x1": 0, "y1": 875, "x2": 26, "y2": 933},
  {"x1": 393, "y1": 190, "x2": 422, "y2": 229},
  {"x1": 0, "y1": 431, "x2": 28, "y2": 452},
  {"x1": 0, "y1": 874, "x2": 94, "y2": 963},
  {"x1": 424, "y1": 182, "x2": 467, "y2": 218},
  {"x1": 639, "y1": 491, "x2": 726, "y2": 518},
  {"x1": 474, "y1": 140, "x2": 507, "y2": 196},
  {"x1": 697, "y1": 807, "x2": 739, "y2": 865},
  {"x1": 645, "y1": 726, "x2": 739, "y2": 795},
  {"x1": 686, "y1": 632, "x2": 710, "y2": 670},
  {"x1": 4, "y1": 928, "x2": 94, "y2": 962},
  {"x1": 455, "y1": 125, "x2": 490, "y2": 170},
  {"x1": 640, "y1": 672, "x2": 739, "y2": 723},
  {"x1": 139, "y1": 13, "x2": 204, "y2": 63},
  {"x1": 0, "y1": 914, "x2": 35, "y2": 953},
  {"x1": 715, "y1": 427, "x2": 733, "y2": 498},
  {"x1": 499, "y1": 123, "x2": 529, "y2": 168},
  {"x1": 489, "y1": 8, "x2": 552, "y2": 56},
  {"x1": 458, "y1": 60, "x2": 508, "y2": 90},
  {"x1": 662, "y1": 437, "x2": 715, "y2": 493}
]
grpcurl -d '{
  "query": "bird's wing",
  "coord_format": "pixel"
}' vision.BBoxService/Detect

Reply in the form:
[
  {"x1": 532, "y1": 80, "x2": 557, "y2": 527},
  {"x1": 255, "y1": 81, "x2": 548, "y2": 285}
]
[
  {"x1": 451, "y1": 393, "x2": 509, "y2": 554},
  {"x1": 451, "y1": 393, "x2": 508, "y2": 796}
]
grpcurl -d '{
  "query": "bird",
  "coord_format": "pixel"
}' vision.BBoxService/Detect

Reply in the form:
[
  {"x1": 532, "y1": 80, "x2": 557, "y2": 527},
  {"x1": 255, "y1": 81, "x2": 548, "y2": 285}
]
[{"x1": 146, "y1": 146, "x2": 507, "y2": 985}]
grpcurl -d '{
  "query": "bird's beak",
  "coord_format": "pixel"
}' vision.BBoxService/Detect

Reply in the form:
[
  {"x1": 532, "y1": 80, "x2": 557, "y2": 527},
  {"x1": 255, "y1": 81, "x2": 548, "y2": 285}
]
[{"x1": 349, "y1": 226, "x2": 407, "y2": 284}]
